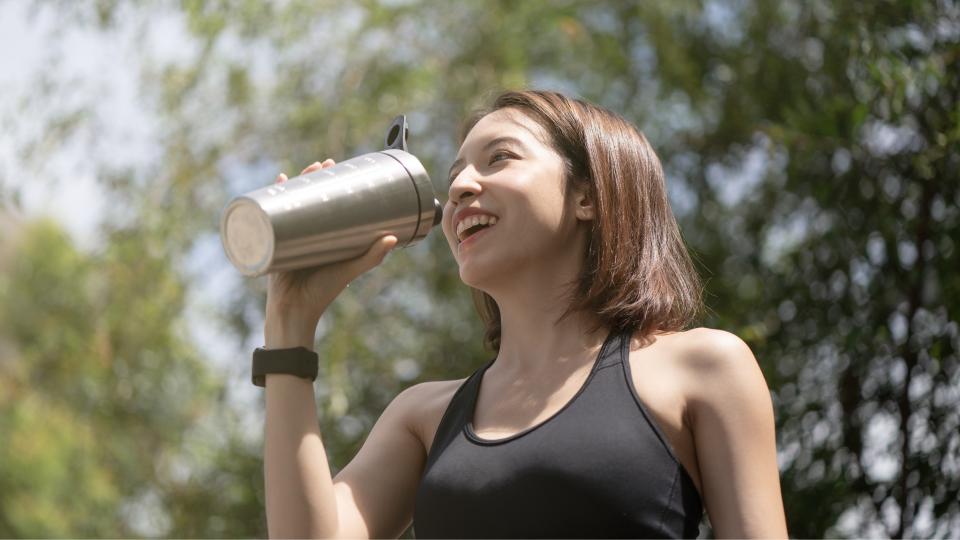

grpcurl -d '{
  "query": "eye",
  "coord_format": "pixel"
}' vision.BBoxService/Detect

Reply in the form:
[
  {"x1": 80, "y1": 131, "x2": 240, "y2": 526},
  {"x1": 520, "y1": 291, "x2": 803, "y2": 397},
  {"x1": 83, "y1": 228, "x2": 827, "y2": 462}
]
[{"x1": 489, "y1": 150, "x2": 514, "y2": 165}]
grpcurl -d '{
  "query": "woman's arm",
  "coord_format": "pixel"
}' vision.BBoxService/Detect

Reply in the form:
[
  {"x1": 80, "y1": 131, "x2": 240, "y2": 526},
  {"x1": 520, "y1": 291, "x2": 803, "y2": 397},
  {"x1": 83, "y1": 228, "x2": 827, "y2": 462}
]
[
  {"x1": 685, "y1": 329, "x2": 788, "y2": 538},
  {"x1": 264, "y1": 371, "x2": 338, "y2": 537},
  {"x1": 262, "y1": 159, "x2": 420, "y2": 538},
  {"x1": 264, "y1": 358, "x2": 432, "y2": 539}
]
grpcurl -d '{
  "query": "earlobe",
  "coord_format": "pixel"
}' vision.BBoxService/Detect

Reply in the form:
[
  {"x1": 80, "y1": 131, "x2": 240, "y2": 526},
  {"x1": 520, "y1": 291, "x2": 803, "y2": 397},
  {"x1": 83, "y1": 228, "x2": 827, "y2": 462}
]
[{"x1": 575, "y1": 195, "x2": 595, "y2": 221}]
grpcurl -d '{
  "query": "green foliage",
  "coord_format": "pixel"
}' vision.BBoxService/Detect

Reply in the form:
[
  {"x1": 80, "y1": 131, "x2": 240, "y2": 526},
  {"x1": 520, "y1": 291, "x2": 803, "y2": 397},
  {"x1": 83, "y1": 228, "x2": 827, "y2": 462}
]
[
  {"x1": 0, "y1": 220, "x2": 263, "y2": 537},
  {"x1": 4, "y1": 0, "x2": 958, "y2": 537}
]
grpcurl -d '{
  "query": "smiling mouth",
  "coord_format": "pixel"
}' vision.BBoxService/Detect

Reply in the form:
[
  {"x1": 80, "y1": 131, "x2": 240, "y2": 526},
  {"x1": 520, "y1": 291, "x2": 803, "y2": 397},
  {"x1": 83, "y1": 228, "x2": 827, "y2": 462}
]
[{"x1": 456, "y1": 215, "x2": 498, "y2": 243}]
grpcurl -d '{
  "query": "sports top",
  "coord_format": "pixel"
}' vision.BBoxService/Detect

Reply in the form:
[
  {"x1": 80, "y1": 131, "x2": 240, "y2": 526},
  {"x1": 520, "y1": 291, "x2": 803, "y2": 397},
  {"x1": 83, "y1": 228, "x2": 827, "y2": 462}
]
[{"x1": 412, "y1": 330, "x2": 703, "y2": 538}]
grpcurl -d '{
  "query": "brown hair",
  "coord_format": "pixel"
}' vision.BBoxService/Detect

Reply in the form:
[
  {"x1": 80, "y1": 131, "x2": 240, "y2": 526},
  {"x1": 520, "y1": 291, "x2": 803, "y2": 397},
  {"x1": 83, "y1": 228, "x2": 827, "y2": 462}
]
[{"x1": 462, "y1": 90, "x2": 703, "y2": 350}]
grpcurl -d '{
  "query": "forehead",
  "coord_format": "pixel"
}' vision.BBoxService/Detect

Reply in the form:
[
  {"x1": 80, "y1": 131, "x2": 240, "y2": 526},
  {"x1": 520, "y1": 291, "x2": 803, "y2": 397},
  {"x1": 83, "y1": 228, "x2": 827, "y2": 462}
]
[{"x1": 459, "y1": 108, "x2": 549, "y2": 153}]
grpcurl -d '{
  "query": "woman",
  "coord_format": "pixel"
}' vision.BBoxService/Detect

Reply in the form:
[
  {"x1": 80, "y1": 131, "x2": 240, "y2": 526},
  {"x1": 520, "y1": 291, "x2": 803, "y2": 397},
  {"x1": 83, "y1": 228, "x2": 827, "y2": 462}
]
[{"x1": 260, "y1": 90, "x2": 788, "y2": 538}]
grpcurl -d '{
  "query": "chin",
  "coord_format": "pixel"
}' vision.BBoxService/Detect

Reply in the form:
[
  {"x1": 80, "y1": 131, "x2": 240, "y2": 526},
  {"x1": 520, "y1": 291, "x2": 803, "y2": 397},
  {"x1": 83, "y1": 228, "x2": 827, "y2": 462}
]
[
  {"x1": 456, "y1": 251, "x2": 517, "y2": 291},
  {"x1": 457, "y1": 262, "x2": 489, "y2": 289},
  {"x1": 455, "y1": 249, "x2": 490, "y2": 285}
]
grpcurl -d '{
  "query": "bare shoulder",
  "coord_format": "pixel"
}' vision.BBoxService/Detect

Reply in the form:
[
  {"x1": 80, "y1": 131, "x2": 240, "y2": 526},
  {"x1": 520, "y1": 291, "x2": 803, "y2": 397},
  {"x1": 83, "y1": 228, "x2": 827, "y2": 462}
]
[
  {"x1": 664, "y1": 329, "x2": 787, "y2": 537},
  {"x1": 662, "y1": 327, "x2": 759, "y2": 374},
  {"x1": 674, "y1": 328, "x2": 770, "y2": 409},
  {"x1": 397, "y1": 378, "x2": 468, "y2": 413},
  {"x1": 392, "y1": 377, "x2": 468, "y2": 452},
  {"x1": 660, "y1": 327, "x2": 770, "y2": 405}
]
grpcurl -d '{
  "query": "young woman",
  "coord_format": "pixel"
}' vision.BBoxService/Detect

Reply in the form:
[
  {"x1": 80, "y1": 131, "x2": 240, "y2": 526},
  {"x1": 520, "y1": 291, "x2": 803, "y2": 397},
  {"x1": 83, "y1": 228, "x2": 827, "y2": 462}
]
[{"x1": 261, "y1": 90, "x2": 788, "y2": 538}]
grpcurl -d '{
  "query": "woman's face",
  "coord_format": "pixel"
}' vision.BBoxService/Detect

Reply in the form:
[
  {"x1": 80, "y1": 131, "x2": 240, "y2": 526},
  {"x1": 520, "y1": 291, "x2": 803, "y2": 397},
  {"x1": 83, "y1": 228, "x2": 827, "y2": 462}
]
[{"x1": 442, "y1": 108, "x2": 590, "y2": 290}]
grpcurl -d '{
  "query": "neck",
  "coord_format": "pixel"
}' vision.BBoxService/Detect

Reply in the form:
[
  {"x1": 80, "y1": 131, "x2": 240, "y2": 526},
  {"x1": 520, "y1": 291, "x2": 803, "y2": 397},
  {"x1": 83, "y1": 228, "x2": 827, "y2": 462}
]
[{"x1": 482, "y1": 243, "x2": 608, "y2": 377}]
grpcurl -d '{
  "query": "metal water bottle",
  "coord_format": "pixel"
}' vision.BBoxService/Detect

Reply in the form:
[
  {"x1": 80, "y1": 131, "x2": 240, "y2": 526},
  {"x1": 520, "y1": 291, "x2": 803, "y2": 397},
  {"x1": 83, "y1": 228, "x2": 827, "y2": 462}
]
[{"x1": 220, "y1": 116, "x2": 443, "y2": 277}]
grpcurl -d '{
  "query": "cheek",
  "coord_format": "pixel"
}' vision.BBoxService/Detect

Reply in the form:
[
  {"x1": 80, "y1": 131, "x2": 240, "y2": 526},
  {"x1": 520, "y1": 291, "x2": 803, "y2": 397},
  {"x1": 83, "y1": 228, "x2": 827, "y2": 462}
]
[
  {"x1": 513, "y1": 168, "x2": 567, "y2": 218},
  {"x1": 441, "y1": 206, "x2": 457, "y2": 246},
  {"x1": 441, "y1": 220, "x2": 453, "y2": 244},
  {"x1": 515, "y1": 190, "x2": 567, "y2": 235},
  {"x1": 442, "y1": 230, "x2": 459, "y2": 260}
]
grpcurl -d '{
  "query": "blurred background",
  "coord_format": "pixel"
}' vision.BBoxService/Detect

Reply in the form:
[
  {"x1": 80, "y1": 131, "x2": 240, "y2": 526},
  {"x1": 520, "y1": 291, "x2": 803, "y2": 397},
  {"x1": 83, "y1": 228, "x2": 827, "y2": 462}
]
[{"x1": 0, "y1": 0, "x2": 957, "y2": 537}]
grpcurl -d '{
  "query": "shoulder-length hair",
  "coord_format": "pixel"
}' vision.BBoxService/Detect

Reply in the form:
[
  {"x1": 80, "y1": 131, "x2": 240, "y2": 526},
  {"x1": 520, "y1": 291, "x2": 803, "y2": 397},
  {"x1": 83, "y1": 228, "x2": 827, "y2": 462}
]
[{"x1": 461, "y1": 90, "x2": 703, "y2": 350}]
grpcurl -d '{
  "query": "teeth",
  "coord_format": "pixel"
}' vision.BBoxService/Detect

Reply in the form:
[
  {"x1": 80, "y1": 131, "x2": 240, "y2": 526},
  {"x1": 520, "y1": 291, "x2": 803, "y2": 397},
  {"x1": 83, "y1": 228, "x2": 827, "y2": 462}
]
[{"x1": 456, "y1": 214, "x2": 498, "y2": 242}]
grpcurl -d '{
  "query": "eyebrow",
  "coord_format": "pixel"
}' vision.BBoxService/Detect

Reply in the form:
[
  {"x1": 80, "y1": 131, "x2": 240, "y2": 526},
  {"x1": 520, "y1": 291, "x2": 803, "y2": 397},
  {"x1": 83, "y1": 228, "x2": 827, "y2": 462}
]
[{"x1": 447, "y1": 136, "x2": 527, "y2": 179}]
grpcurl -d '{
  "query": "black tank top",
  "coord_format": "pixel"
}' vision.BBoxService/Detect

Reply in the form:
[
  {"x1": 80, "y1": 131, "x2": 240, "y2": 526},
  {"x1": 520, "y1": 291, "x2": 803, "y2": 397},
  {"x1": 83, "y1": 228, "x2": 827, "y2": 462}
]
[{"x1": 413, "y1": 331, "x2": 703, "y2": 538}]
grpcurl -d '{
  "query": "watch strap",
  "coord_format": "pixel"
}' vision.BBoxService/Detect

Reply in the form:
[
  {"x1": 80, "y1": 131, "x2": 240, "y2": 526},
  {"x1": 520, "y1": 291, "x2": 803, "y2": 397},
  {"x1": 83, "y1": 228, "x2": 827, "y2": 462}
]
[{"x1": 252, "y1": 347, "x2": 319, "y2": 387}]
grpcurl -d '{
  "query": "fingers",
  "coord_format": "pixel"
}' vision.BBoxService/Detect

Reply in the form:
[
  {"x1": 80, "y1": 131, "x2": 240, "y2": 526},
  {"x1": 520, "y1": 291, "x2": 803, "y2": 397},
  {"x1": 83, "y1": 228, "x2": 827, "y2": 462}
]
[
  {"x1": 300, "y1": 158, "x2": 335, "y2": 176},
  {"x1": 300, "y1": 162, "x2": 321, "y2": 175},
  {"x1": 276, "y1": 159, "x2": 335, "y2": 184}
]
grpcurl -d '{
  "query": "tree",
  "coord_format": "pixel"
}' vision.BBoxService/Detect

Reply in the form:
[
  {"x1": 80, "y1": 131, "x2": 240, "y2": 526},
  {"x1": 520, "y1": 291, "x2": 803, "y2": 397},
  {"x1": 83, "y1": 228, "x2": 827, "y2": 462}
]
[
  {"x1": 0, "y1": 217, "x2": 236, "y2": 535},
  {"x1": 3, "y1": 0, "x2": 957, "y2": 536}
]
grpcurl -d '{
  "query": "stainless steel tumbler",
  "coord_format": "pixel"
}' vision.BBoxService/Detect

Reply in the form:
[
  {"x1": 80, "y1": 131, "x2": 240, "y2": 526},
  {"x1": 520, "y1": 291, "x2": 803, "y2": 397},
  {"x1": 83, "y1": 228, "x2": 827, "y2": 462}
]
[{"x1": 220, "y1": 115, "x2": 443, "y2": 276}]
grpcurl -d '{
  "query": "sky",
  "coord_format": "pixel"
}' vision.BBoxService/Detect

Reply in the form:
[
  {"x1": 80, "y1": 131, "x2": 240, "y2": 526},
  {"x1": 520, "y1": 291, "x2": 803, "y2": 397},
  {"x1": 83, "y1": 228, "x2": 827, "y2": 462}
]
[{"x1": 1, "y1": 2, "x2": 108, "y2": 249}]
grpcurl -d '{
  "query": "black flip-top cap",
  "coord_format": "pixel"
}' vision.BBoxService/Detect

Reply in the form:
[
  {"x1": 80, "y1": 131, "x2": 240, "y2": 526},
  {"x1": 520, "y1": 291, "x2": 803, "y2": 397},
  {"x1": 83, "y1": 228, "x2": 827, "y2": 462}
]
[
  {"x1": 384, "y1": 115, "x2": 409, "y2": 152},
  {"x1": 433, "y1": 198, "x2": 443, "y2": 226}
]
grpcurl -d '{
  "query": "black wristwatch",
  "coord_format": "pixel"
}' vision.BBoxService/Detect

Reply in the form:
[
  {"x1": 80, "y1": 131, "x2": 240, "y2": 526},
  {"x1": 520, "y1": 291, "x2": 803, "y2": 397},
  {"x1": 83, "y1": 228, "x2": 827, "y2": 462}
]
[{"x1": 251, "y1": 347, "x2": 319, "y2": 387}]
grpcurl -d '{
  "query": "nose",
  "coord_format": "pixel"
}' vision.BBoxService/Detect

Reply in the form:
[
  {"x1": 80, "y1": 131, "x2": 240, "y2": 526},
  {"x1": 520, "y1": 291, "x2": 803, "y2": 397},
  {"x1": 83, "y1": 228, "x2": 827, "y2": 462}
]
[{"x1": 447, "y1": 167, "x2": 482, "y2": 205}]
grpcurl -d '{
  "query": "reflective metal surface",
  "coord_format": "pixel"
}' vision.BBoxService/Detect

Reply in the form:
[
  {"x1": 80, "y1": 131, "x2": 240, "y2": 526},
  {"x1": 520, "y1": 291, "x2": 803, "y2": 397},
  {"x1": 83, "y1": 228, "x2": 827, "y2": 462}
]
[{"x1": 220, "y1": 116, "x2": 443, "y2": 276}]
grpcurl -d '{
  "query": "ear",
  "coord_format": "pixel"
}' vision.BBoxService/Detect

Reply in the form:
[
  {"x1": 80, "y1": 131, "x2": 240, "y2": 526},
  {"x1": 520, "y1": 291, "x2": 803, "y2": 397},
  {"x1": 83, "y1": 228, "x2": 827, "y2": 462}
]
[{"x1": 572, "y1": 187, "x2": 595, "y2": 221}]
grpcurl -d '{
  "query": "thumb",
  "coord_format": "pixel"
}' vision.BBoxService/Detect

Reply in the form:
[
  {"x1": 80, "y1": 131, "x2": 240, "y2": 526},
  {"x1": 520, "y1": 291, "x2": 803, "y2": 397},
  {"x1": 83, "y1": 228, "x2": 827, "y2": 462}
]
[
  {"x1": 364, "y1": 235, "x2": 399, "y2": 266},
  {"x1": 324, "y1": 235, "x2": 399, "y2": 289},
  {"x1": 350, "y1": 235, "x2": 398, "y2": 274}
]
